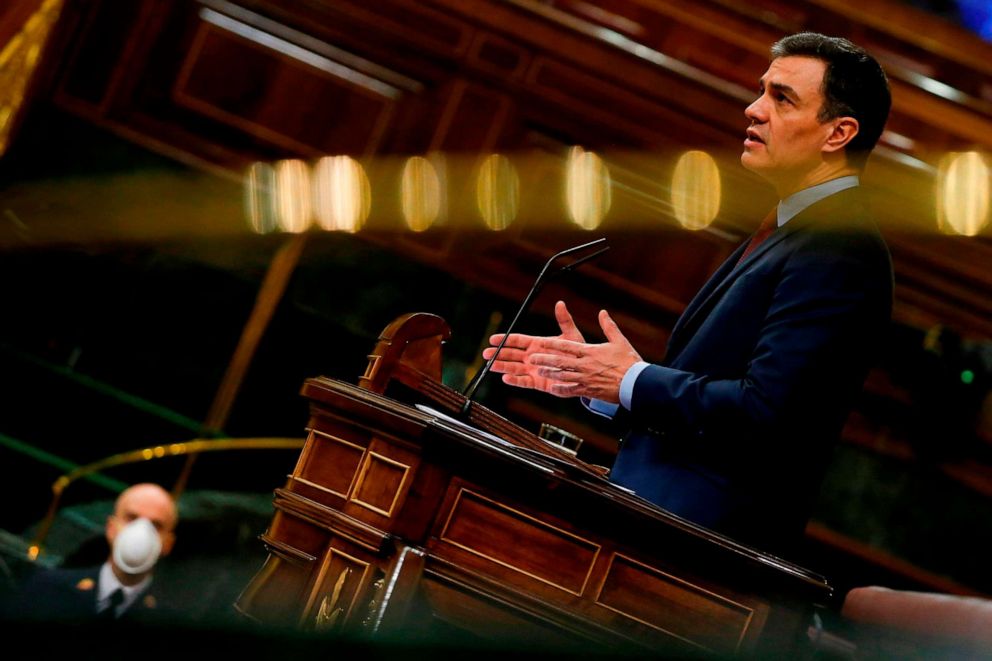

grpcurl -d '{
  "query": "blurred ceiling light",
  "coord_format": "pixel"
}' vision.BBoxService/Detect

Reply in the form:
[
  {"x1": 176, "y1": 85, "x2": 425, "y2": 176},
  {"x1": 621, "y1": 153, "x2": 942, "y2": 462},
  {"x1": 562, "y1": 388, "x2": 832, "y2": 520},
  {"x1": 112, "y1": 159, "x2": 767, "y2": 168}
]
[
  {"x1": 245, "y1": 162, "x2": 277, "y2": 234},
  {"x1": 565, "y1": 146, "x2": 612, "y2": 230},
  {"x1": 275, "y1": 159, "x2": 312, "y2": 233},
  {"x1": 477, "y1": 154, "x2": 519, "y2": 230},
  {"x1": 401, "y1": 156, "x2": 442, "y2": 232},
  {"x1": 671, "y1": 150, "x2": 721, "y2": 230},
  {"x1": 937, "y1": 151, "x2": 989, "y2": 236},
  {"x1": 313, "y1": 155, "x2": 370, "y2": 232}
]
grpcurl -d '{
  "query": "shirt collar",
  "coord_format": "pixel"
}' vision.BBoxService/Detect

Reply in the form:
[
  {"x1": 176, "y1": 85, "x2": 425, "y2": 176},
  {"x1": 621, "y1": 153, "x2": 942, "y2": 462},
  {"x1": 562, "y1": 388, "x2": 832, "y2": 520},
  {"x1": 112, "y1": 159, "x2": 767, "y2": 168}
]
[
  {"x1": 777, "y1": 175, "x2": 859, "y2": 227},
  {"x1": 98, "y1": 561, "x2": 152, "y2": 612}
]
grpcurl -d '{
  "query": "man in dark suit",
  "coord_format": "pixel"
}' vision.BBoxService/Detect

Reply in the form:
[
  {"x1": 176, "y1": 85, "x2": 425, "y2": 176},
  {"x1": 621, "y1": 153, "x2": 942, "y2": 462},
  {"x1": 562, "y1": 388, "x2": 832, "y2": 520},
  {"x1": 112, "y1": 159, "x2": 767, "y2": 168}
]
[
  {"x1": 483, "y1": 32, "x2": 893, "y2": 554},
  {"x1": 6, "y1": 482, "x2": 178, "y2": 623}
]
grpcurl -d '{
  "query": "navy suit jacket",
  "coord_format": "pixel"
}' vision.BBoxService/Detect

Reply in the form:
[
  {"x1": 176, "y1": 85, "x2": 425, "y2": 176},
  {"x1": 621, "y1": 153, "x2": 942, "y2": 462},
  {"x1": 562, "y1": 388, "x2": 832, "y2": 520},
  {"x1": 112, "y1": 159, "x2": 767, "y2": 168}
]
[
  {"x1": 609, "y1": 187, "x2": 893, "y2": 553},
  {"x1": 5, "y1": 564, "x2": 164, "y2": 623}
]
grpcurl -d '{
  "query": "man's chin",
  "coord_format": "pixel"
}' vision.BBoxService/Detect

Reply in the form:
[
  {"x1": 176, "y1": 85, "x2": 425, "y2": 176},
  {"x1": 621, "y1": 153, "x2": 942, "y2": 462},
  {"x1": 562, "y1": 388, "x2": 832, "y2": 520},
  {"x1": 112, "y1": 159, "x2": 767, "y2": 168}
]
[{"x1": 740, "y1": 151, "x2": 764, "y2": 173}]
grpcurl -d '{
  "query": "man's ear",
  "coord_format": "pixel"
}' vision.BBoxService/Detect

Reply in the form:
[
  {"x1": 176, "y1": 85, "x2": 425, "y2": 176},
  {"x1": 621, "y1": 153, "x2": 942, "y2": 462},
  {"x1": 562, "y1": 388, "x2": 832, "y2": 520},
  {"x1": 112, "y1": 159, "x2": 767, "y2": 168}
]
[
  {"x1": 160, "y1": 531, "x2": 176, "y2": 557},
  {"x1": 105, "y1": 514, "x2": 120, "y2": 546},
  {"x1": 823, "y1": 116, "x2": 860, "y2": 153}
]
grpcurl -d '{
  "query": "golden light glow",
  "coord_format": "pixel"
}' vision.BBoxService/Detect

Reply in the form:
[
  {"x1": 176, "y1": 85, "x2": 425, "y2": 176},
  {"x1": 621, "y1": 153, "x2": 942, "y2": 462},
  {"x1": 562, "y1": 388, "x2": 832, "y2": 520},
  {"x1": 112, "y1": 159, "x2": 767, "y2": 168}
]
[
  {"x1": 671, "y1": 150, "x2": 721, "y2": 230},
  {"x1": 476, "y1": 154, "x2": 519, "y2": 230},
  {"x1": 313, "y1": 155, "x2": 371, "y2": 232},
  {"x1": 245, "y1": 162, "x2": 277, "y2": 234},
  {"x1": 565, "y1": 146, "x2": 612, "y2": 230},
  {"x1": 0, "y1": 0, "x2": 65, "y2": 156},
  {"x1": 937, "y1": 151, "x2": 990, "y2": 236},
  {"x1": 401, "y1": 156, "x2": 442, "y2": 231},
  {"x1": 275, "y1": 159, "x2": 313, "y2": 233}
]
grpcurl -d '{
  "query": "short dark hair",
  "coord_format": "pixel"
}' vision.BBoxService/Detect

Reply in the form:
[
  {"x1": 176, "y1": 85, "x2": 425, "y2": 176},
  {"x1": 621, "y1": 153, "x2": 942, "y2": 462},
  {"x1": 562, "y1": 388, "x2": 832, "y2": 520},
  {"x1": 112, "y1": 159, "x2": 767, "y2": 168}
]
[{"x1": 771, "y1": 32, "x2": 891, "y2": 168}]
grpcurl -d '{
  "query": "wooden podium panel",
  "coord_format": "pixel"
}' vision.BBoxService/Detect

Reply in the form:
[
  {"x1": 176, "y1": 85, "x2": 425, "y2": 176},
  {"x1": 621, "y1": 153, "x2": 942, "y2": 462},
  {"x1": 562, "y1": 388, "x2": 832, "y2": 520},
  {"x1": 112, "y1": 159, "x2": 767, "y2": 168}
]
[{"x1": 235, "y1": 315, "x2": 832, "y2": 656}]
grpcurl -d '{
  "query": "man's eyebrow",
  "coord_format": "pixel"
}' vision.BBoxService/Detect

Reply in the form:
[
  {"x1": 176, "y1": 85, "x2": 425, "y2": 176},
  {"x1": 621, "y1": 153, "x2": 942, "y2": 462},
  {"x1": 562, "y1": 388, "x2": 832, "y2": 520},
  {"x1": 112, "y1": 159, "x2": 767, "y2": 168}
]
[{"x1": 763, "y1": 80, "x2": 799, "y2": 101}]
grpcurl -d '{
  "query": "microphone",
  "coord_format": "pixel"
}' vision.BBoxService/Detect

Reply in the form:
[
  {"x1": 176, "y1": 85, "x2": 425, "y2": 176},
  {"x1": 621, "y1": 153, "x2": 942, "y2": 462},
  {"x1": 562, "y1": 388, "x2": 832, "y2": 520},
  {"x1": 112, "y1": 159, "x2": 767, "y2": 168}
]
[{"x1": 461, "y1": 238, "x2": 610, "y2": 414}]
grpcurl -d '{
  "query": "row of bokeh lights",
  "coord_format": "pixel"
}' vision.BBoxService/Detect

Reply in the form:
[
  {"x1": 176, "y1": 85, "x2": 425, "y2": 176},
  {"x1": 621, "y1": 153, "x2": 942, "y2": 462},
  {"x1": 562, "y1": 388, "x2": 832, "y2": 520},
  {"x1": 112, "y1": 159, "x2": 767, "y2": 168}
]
[
  {"x1": 244, "y1": 149, "x2": 990, "y2": 236},
  {"x1": 244, "y1": 148, "x2": 723, "y2": 234}
]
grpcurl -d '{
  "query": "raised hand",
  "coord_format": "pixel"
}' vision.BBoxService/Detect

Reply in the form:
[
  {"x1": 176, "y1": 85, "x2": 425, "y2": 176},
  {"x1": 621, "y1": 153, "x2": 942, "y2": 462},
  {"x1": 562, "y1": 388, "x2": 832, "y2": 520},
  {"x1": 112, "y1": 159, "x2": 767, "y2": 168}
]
[
  {"x1": 483, "y1": 302, "x2": 642, "y2": 403},
  {"x1": 482, "y1": 300, "x2": 586, "y2": 396}
]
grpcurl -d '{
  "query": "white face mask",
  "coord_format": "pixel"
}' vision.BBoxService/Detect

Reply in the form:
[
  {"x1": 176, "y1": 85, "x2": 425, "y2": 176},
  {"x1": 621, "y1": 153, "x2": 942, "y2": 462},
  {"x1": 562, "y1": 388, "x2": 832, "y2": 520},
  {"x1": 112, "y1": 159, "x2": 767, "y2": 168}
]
[{"x1": 112, "y1": 518, "x2": 162, "y2": 575}]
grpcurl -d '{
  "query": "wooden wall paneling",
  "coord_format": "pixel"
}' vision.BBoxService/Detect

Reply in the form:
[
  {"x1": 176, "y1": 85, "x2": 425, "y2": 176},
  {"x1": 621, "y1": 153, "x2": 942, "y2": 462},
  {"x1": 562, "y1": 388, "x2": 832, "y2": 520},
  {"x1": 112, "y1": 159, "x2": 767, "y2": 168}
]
[
  {"x1": 465, "y1": 30, "x2": 531, "y2": 82},
  {"x1": 888, "y1": 79, "x2": 992, "y2": 153},
  {"x1": 52, "y1": 0, "x2": 432, "y2": 168},
  {"x1": 256, "y1": 0, "x2": 475, "y2": 64},
  {"x1": 889, "y1": 250, "x2": 992, "y2": 339},
  {"x1": 430, "y1": 0, "x2": 749, "y2": 143},
  {"x1": 551, "y1": 0, "x2": 776, "y2": 91},
  {"x1": 522, "y1": 56, "x2": 738, "y2": 149},
  {"x1": 172, "y1": 9, "x2": 402, "y2": 158},
  {"x1": 429, "y1": 79, "x2": 513, "y2": 153},
  {"x1": 52, "y1": 0, "x2": 156, "y2": 115}
]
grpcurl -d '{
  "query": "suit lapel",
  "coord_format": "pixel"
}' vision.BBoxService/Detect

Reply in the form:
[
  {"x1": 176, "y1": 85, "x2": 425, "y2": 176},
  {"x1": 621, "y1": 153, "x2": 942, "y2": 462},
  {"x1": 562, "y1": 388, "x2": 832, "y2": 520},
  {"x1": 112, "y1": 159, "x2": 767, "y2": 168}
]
[
  {"x1": 666, "y1": 239, "x2": 748, "y2": 347},
  {"x1": 665, "y1": 188, "x2": 864, "y2": 361},
  {"x1": 665, "y1": 233, "x2": 786, "y2": 360}
]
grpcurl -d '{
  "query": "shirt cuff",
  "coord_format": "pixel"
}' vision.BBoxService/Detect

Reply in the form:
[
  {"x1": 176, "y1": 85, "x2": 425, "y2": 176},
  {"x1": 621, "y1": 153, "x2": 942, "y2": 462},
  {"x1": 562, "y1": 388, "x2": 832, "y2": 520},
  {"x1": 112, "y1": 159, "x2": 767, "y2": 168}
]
[
  {"x1": 581, "y1": 397, "x2": 619, "y2": 419},
  {"x1": 619, "y1": 361, "x2": 650, "y2": 410}
]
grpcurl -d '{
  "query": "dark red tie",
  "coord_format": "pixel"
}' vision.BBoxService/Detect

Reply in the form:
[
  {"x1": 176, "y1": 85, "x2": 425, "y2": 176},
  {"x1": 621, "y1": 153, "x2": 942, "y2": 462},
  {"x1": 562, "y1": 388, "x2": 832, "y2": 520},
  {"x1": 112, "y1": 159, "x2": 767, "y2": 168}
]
[{"x1": 737, "y1": 208, "x2": 778, "y2": 266}]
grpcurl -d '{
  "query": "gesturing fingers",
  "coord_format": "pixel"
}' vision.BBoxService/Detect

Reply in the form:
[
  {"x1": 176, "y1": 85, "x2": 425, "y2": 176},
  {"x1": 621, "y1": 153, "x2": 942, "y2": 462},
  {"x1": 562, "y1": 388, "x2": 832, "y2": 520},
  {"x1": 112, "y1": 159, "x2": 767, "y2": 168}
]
[
  {"x1": 482, "y1": 346, "x2": 529, "y2": 363},
  {"x1": 501, "y1": 373, "x2": 574, "y2": 398},
  {"x1": 554, "y1": 301, "x2": 585, "y2": 343},
  {"x1": 598, "y1": 309, "x2": 635, "y2": 351},
  {"x1": 529, "y1": 351, "x2": 576, "y2": 369},
  {"x1": 489, "y1": 359, "x2": 532, "y2": 375},
  {"x1": 548, "y1": 382, "x2": 580, "y2": 396},
  {"x1": 535, "y1": 337, "x2": 587, "y2": 358},
  {"x1": 489, "y1": 332, "x2": 537, "y2": 350}
]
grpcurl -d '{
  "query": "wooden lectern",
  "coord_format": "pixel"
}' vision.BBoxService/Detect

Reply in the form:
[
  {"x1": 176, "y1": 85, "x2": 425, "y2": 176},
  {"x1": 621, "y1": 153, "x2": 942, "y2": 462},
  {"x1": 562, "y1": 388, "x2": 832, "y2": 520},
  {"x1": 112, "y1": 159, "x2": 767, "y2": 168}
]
[{"x1": 235, "y1": 313, "x2": 832, "y2": 656}]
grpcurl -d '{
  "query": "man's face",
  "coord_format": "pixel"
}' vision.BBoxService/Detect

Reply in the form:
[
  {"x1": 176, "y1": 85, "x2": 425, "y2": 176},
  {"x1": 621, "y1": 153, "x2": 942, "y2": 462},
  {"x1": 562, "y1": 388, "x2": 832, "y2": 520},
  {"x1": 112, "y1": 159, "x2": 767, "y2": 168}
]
[
  {"x1": 741, "y1": 56, "x2": 837, "y2": 186},
  {"x1": 106, "y1": 485, "x2": 176, "y2": 556}
]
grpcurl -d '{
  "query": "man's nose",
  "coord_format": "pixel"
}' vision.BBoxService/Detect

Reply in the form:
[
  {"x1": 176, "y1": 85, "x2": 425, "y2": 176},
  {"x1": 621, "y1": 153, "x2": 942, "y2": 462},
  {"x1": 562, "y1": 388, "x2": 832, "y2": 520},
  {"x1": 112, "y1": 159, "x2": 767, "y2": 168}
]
[{"x1": 745, "y1": 97, "x2": 766, "y2": 122}]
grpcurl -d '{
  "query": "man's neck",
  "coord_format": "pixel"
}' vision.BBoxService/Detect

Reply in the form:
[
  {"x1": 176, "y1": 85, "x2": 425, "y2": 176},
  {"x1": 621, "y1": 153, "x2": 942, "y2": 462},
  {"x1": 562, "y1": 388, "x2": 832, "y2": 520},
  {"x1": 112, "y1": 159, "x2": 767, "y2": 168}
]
[{"x1": 772, "y1": 161, "x2": 859, "y2": 199}]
